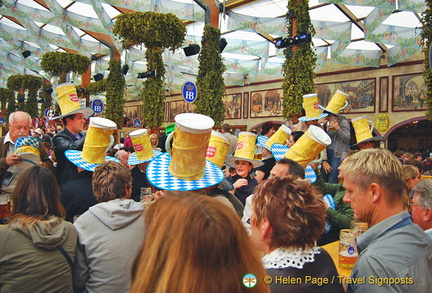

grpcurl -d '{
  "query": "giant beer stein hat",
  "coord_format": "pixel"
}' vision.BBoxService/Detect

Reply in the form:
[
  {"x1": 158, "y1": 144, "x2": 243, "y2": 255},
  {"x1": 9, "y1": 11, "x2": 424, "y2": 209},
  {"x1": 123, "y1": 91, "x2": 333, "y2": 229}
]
[
  {"x1": 146, "y1": 113, "x2": 224, "y2": 191},
  {"x1": 225, "y1": 132, "x2": 264, "y2": 168},
  {"x1": 349, "y1": 116, "x2": 383, "y2": 148},
  {"x1": 298, "y1": 93, "x2": 329, "y2": 122},
  {"x1": 65, "y1": 117, "x2": 120, "y2": 172},
  {"x1": 127, "y1": 129, "x2": 162, "y2": 166},
  {"x1": 270, "y1": 143, "x2": 317, "y2": 183},
  {"x1": 319, "y1": 89, "x2": 350, "y2": 116},
  {"x1": 51, "y1": 83, "x2": 94, "y2": 120},
  {"x1": 14, "y1": 136, "x2": 41, "y2": 171}
]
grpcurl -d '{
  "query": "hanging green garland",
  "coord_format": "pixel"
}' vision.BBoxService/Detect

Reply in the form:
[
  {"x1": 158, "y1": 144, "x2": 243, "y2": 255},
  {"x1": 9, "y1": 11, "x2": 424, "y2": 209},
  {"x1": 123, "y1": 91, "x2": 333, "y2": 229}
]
[
  {"x1": 422, "y1": 0, "x2": 432, "y2": 119},
  {"x1": 41, "y1": 52, "x2": 91, "y2": 83},
  {"x1": 194, "y1": 25, "x2": 226, "y2": 126},
  {"x1": 6, "y1": 74, "x2": 42, "y2": 117},
  {"x1": 0, "y1": 88, "x2": 14, "y2": 113},
  {"x1": 105, "y1": 59, "x2": 126, "y2": 128},
  {"x1": 282, "y1": 0, "x2": 317, "y2": 119},
  {"x1": 113, "y1": 11, "x2": 186, "y2": 128},
  {"x1": 23, "y1": 75, "x2": 42, "y2": 118}
]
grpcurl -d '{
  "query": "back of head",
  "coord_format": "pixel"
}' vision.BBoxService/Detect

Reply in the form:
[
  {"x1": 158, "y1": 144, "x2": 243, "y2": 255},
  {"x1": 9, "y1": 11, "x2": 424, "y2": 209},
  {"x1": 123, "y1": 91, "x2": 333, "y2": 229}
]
[
  {"x1": 404, "y1": 158, "x2": 424, "y2": 174},
  {"x1": 252, "y1": 176, "x2": 325, "y2": 250},
  {"x1": 9, "y1": 166, "x2": 64, "y2": 226},
  {"x1": 403, "y1": 164, "x2": 419, "y2": 182},
  {"x1": 92, "y1": 161, "x2": 132, "y2": 202},
  {"x1": 131, "y1": 192, "x2": 268, "y2": 293},
  {"x1": 291, "y1": 131, "x2": 304, "y2": 143},
  {"x1": 340, "y1": 148, "x2": 405, "y2": 205},
  {"x1": 403, "y1": 152, "x2": 414, "y2": 160},
  {"x1": 221, "y1": 123, "x2": 231, "y2": 133}
]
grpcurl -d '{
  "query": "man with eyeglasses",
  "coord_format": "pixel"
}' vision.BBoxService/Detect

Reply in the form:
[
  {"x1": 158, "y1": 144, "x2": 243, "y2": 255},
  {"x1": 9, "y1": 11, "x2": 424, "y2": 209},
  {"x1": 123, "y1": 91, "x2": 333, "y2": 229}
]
[
  {"x1": 410, "y1": 179, "x2": 432, "y2": 238},
  {"x1": 1, "y1": 111, "x2": 53, "y2": 194}
]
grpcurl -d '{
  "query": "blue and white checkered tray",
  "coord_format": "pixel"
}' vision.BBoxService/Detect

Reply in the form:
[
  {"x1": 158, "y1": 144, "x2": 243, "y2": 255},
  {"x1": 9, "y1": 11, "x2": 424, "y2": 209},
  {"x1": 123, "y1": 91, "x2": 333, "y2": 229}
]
[
  {"x1": 14, "y1": 136, "x2": 40, "y2": 150},
  {"x1": 271, "y1": 143, "x2": 316, "y2": 183},
  {"x1": 65, "y1": 150, "x2": 120, "y2": 172},
  {"x1": 127, "y1": 150, "x2": 162, "y2": 166},
  {"x1": 146, "y1": 153, "x2": 224, "y2": 191}
]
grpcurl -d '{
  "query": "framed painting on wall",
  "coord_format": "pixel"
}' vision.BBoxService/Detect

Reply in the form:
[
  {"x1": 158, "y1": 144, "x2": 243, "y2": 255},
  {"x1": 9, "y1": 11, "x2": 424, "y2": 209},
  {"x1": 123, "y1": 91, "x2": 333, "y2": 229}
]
[
  {"x1": 169, "y1": 100, "x2": 195, "y2": 122},
  {"x1": 392, "y1": 73, "x2": 427, "y2": 112},
  {"x1": 250, "y1": 89, "x2": 283, "y2": 118},
  {"x1": 316, "y1": 78, "x2": 376, "y2": 114},
  {"x1": 223, "y1": 93, "x2": 242, "y2": 119},
  {"x1": 379, "y1": 76, "x2": 389, "y2": 112},
  {"x1": 124, "y1": 105, "x2": 139, "y2": 127}
]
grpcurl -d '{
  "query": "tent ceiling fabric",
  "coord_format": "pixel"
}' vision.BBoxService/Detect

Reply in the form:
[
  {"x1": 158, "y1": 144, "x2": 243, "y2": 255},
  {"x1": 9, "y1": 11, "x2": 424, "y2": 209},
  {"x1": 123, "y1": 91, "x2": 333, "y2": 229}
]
[{"x1": 0, "y1": 0, "x2": 426, "y2": 94}]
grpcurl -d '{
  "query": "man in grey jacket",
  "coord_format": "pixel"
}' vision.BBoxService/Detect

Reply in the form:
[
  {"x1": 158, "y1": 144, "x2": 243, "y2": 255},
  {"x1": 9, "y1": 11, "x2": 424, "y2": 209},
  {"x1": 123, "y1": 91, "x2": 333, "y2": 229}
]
[{"x1": 73, "y1": 161, "x2": 145, "y2": 293}]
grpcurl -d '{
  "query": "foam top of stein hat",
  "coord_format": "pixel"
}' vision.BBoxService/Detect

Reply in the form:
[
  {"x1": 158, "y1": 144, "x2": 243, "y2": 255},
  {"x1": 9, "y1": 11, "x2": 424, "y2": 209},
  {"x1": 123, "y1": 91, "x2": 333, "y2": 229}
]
[
  {"x1": 351, "y1": 116, "x2": 366, "y2": 123},
  {"x1": 175, "y1": 113, "x2": 215, "y2": 134},
  {"x1": 129, "y1": 128, "x2": 148, "y2": 138},
  {"x1": 210, "y1": 130, "x2": 230, "y2": 142},
  {"x1": 89, "y1": 117, "x2": 117, "y2": 130},
  {"x1": 308, "y1": 125, "x2": 331, "y2": 146}
]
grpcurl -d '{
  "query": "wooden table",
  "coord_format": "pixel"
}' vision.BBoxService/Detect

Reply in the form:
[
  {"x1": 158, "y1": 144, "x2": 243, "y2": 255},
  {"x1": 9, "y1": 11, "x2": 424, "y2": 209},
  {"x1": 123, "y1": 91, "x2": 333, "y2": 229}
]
[{"x1": 322, "y1": 240, "x2": 353, "y2": 278}]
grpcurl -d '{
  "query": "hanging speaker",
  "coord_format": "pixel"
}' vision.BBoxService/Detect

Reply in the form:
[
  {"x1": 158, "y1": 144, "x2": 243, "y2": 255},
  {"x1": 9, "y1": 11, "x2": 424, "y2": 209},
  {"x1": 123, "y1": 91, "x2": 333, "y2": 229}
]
[
  {"x1": 219, "y1": 38, "x2": 227, "y2": 53},
  {"x1": 22, "y1": 50, "x2": 31, "y2": 58},
  {"x1": 183, "y1": 44, "x2": 200, "y2": 56}
]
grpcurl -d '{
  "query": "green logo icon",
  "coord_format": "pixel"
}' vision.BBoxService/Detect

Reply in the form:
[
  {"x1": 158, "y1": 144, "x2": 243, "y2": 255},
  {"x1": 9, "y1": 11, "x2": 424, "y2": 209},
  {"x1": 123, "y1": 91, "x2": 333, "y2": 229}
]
[{"x1": 243, "y1": 273, "x2": 257, "y2": 288}]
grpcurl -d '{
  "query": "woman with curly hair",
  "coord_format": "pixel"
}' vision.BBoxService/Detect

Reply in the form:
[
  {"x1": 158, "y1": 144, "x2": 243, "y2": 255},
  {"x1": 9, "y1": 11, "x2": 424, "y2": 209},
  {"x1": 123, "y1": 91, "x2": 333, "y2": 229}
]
[{"x1": 250, "y1": 176, "x2": 343, "y2": 293}]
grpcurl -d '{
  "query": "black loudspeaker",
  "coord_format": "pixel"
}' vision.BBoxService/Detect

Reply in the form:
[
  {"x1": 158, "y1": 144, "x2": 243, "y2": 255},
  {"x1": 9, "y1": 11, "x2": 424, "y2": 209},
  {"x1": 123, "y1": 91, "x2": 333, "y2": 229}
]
[
  {"x1": 219, "y1": 38, "x2": 227, "y2": 53},
  {"x1": 93, "y1": 73, "x2": 104, "y2": 81},
  {"x1": 183, "y1": 44, "x2": 200, "y2": 56},
  {"x1": 22, "y1": 50, "x2": 31, "y2": 58},
  {"x1": 122, "y1": 64, "x2": 129, "y2": 75}
]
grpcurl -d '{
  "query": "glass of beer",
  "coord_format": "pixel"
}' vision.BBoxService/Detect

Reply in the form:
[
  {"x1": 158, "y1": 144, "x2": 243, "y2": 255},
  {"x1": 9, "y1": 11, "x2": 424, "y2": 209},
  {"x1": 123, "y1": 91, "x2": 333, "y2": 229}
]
[
  {"x1": 350, "y1": 220, "x2": 368, "y2": 238},
  {"x1": 339, "y1": 229, "x2": 358, "y2": 269}
]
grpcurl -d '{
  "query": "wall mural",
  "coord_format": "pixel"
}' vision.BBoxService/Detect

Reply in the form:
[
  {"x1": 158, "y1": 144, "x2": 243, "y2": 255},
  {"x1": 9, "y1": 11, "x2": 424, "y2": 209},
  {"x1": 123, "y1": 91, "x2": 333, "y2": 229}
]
[
  {"x1": 316, "y1": 78, "x2": 376, "y2": 114},
  {"x1": 250, "y1": 89, "x2": 283, "y2": 118},
  {"x1": 392, "y1": 73, "x2": 427, "y2": 112},
  {"x1": 223, "y1": 93, "x2": 242, "y2": 119},
  {"x1": 169, "y1": 100, "x2": 195, "y2": 122}
]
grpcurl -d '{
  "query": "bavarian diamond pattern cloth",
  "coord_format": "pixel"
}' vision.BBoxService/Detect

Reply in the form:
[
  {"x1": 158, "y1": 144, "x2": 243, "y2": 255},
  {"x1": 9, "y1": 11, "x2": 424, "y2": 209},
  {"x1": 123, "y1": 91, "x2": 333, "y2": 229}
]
[
  {"x1": 323, "y1": 194, "x2": 336, "y2": 234},
  {"x1": 270, "y1": 143, "x2": 316, "y2": 183},
  {"x1": 127, "y1": 150, "x2": 162, "y2": 166},
  {"x1": 65, "y1": 150, "x2": 120, "y2": 172},
  {"x1": 257, "y1": 135, "x2": 270, "y2": 151},
  {"x1": 271, "y1": 143, "x2": 289, "y2": 161},
  {"x1": 14, "y1": 136, "x2": 40, "y2": 150},
  {"x1": 146, "y1": 153, "x2": 224, "y2": 191}
]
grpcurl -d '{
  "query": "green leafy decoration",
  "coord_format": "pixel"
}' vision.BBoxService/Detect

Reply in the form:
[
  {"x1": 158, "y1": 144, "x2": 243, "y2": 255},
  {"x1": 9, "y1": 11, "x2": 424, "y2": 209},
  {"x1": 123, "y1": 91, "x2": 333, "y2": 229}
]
[
  {"x1": 114, "y1": 11, "x2": 186, "y2": 128},
  {"x1": 0, "y1": 88, "x2": 14, "y2": 113},
  {"x1": 7, "y1": 74, "x2": 42, "y2": 118},
  {"x1": 194, "y1": 25, "x2": 226, "y2": 126},
  {"x1": 422, "y1": 0, "x2": 432, "y2": 119},
  {"x1": 282, "y1": 0, "x2": 317, "y2": 119},
  {"x1": 86, "y1": 79, "x2": 107, "y2": 94},
  {"x1": 105, "y1": 59, "x2": 126, "y2": 128},
  {"x1": 41, "y1": 52, "x2": 91, "y2": 83}
]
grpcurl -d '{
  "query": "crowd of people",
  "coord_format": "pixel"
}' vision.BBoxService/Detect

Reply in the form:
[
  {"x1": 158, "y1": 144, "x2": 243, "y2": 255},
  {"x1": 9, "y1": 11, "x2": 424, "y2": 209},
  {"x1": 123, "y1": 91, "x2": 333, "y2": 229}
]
[{"x1": 0, "y1": 87, "x2": 431, "y2": 293}]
